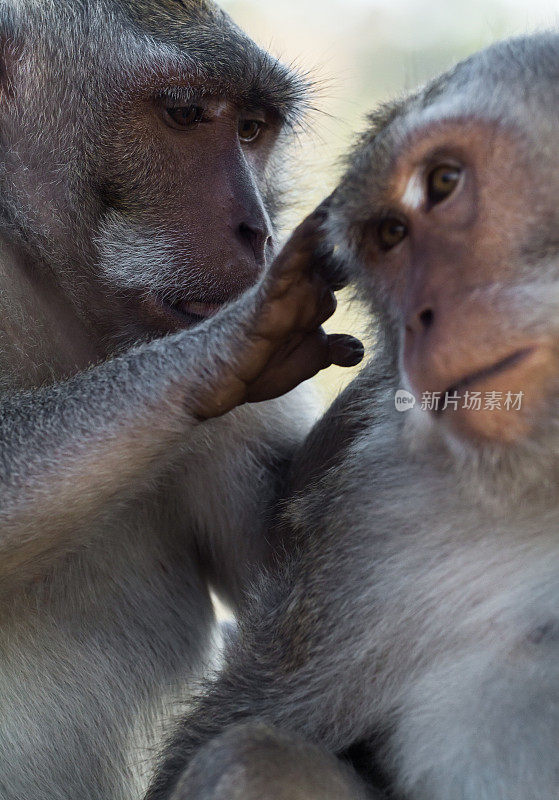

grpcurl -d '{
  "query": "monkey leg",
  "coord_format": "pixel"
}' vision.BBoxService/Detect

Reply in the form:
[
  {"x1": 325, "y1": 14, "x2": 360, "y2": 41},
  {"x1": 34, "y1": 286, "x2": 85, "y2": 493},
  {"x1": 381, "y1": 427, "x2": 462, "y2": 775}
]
[{"x1": 167, "y1": 721, "x2": 377, "y2": 800}]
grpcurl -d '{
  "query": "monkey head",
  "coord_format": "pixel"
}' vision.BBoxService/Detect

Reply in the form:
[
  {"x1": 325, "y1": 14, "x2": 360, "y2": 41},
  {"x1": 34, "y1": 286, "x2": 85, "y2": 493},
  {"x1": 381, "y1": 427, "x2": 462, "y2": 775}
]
[
  {"x1": 0, "y1": 0, "x2": 306, "y2": 362},
  {"x1": 330, "y1": 33, "x2": 559, "y2": 456}
]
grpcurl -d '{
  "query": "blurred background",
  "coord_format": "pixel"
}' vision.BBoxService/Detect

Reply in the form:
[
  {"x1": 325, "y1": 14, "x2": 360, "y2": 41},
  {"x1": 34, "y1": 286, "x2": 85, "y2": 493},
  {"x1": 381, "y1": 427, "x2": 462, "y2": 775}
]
[{"x1": 222, "y1": 0, "x2": 559, "y2": 399}]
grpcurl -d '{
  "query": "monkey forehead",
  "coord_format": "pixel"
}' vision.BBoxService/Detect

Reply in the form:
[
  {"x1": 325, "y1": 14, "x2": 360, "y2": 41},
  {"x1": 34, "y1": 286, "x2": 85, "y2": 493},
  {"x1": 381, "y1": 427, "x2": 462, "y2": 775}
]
[
  {"x1": 109, "y1": 0, "x2": 309, "y2": 123},
  {"x1": 7, "y1": 1, "x2": 308, "y2": 126},
  {"x1": 125, "y1": 0, "x2": 221, "y2": 23},
  {"x1": 120, "y1": 0, "x2": 238, "y2": 41}
]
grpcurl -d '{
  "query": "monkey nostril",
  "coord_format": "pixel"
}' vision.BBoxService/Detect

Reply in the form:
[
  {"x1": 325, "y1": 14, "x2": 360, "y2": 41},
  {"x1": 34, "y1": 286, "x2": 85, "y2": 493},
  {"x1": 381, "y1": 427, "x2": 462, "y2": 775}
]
[
  {"x1": 419, "y1": 308, "x2": 434, "y2": 329},
  {"x1": 237, "y1": 222, "x2": 269, "y2": 263},
  {"x1": 238, "y1": 221, "x2": 253, "y2": 239}
]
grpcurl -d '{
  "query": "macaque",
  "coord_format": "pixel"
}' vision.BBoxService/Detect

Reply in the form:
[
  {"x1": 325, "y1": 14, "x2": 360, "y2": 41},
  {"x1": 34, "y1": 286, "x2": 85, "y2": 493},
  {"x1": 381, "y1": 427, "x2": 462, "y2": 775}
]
[
  {"x1": 0, "y1": 1, "x2": 361, "y2": 798},
  {"x1": 147, "y1": 32, "x2": 559, "y2": 800}
]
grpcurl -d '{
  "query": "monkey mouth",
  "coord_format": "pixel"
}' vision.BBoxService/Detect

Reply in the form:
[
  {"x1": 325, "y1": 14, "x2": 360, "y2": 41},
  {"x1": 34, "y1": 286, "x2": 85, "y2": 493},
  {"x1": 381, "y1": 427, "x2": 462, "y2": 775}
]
[
  {"x1": 162, "y1": 297, "x2": 224, "y2": 325},
  {"x1": 136, "y1": 281, "x2": 253, "y2": 334},
  {"x1": 434, "y1": 347, "x2": 535, "y2": 413},
  {"x1": 138, "y1": 292, "x2": 228, "y2": 331},
  {"x1": 419, "y1": 342, "x2": 556, "y2": 443}
]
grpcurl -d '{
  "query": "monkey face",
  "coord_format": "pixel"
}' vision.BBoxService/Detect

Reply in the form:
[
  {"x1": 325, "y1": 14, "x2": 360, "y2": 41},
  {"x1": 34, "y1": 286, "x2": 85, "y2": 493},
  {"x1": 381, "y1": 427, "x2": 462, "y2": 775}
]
[
  {"x1": 332, "y1": 75, "x2": 559, "y2": 448},
  {"x1": 94, "y1": 91, "x2": 280, "y2": 334},
  {"x1": 89, "y1": 6, "x2": 305, "y2": 341},
  {"x1": 0, "y1": 0, "x2": 306, "y2": 362}
]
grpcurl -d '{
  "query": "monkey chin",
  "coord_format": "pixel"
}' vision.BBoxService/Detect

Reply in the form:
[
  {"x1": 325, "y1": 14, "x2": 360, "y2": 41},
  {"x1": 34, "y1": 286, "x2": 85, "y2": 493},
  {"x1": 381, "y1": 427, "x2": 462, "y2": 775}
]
[{"x1": 439, "y1": 343, "x2": 556, "y2": 445}]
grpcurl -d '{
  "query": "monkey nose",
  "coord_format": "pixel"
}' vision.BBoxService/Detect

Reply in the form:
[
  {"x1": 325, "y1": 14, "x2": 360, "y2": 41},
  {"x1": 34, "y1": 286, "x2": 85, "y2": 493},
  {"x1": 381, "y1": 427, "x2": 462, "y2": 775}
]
[
  {"x1": 236, "y1": 221, "x2": 272, "y2": 266},
  {"x1": 405, "y1": 305, "x2": 435, "y2": 336}
]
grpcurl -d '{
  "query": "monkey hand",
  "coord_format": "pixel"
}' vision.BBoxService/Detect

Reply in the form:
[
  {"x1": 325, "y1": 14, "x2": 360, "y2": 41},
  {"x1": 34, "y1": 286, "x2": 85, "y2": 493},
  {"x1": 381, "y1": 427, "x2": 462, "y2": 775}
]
[{"x1": 191, "y1": 209, "x2": 364, "y2": 419}]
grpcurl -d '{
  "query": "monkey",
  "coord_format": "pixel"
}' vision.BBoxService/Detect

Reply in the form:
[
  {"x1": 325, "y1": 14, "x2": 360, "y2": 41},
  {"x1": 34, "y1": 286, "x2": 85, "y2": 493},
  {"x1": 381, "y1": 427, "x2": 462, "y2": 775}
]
[
  {"x1": 146, "y1": 31, "x2": 559, "y2": 800},
  {"x1": 0, "y1": 1, "x2": 364, "y2": 798}
]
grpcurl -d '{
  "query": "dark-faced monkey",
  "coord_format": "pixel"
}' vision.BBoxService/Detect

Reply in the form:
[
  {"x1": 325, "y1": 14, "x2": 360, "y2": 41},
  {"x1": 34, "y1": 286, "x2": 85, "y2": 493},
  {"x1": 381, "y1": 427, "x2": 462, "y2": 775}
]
[
  {"x1": 0, "y1": 1, "x2": 363, "y2": 798},
  {"x1": 146, "y1": 32, "x2": 559, "y2": 800}
]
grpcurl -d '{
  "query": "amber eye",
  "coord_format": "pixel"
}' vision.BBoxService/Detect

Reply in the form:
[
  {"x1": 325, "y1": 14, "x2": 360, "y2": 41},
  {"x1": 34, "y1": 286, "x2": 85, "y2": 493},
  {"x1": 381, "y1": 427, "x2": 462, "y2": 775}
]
[
  {"x1": 165, "y1": 105, "x2": 205, "y2": 127},
  {"x1": 427, "y1": 164, "x2": 462, "y2": 205},
  {"x1": 238, "y1": 119, "x2": 263, "y2": 143},
  {"x1": 378, "y1": 217, "x2": 408, "y2": 251}
]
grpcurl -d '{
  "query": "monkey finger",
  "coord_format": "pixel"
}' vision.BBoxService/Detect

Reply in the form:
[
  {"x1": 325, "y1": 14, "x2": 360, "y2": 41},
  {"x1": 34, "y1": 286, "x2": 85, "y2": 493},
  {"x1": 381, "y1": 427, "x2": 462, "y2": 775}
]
[
  {"x1": 312, "y1": 191, "x2": 337, "y2": 217},
  {"x1": 285, "y1": 212, "x2": 327, "y2": 257},
  {"x1": 245, "y1": 329, "x2": 334, "y2": 403},
  {"x1": 291, "y1": 283, "x2": 336, "y2": 333},
  {"x1": 328, "y1": 333, "x2": 365, "y2": 367},
  {"x1": 267, "y1": 214, "x2": 329, "y2": 287},
  {"x1": 304, "y1": 192, "x2": 350, "y2": 289},
  {"x1": 276, "y1": 214, "x2": 348, "y2": 293},
  {"x1": 311, "y1": 245, "x2": 349, "y2": 291},
  {"x1": 312, "y1": 286, "x2": 338, "y2": 328}
]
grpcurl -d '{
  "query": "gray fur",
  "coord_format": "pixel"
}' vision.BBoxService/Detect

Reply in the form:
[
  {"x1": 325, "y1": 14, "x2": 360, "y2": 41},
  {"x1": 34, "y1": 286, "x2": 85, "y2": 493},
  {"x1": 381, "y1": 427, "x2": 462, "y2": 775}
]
[
  {"x1": 147, "y1": 32, "x2": 559, "y2": 800},
  {"x1": 0, "y1": 1, "x2": 318, "y2": 798},
  {"x1": 169, "y1": 722, "x2": 373, "y2": 800}
]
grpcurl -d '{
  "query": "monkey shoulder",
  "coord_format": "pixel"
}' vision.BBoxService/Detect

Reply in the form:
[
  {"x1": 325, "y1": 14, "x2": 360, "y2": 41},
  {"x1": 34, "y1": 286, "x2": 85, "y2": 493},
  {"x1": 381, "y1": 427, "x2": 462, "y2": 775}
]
[{"x1": 287, "y1": 356, "x2": 399, "y2": 500}]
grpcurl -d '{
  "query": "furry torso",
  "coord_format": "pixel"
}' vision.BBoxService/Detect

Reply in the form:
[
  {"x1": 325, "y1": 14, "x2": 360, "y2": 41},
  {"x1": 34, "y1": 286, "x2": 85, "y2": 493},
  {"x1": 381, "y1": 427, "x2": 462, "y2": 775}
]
[
  {"x1": 283, "y1": 366, "x2": 559, "y2": 800},
  {"x1": 0, "y1": 387, "x2": 317, "y2": 800},
  {"x1": 0, "y1": 503, "x2": 212, "y2": 800}
]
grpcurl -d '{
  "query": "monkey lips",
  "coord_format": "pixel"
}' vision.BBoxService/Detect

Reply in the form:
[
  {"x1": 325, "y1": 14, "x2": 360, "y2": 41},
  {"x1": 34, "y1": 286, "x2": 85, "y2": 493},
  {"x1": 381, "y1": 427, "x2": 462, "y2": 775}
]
[{"x1": 409, "y1": 341, "x2": 556, "y2": 443}]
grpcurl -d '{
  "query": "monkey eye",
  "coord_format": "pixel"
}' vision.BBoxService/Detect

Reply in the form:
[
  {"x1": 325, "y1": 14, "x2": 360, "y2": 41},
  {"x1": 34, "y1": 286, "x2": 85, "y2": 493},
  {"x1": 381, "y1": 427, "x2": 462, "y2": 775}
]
[
  {"x1": 378, "y1": 217, "x2": 408, "y2": 251},
  {"x1": 427, "y1": 164, "x2": 462, "y2": 205},
  {"x1": 165, "y1": 105, "x2": 205, "y2": 128},
  {"x1": 238, "y1": 119, "x2": 263, "y2": 143}
]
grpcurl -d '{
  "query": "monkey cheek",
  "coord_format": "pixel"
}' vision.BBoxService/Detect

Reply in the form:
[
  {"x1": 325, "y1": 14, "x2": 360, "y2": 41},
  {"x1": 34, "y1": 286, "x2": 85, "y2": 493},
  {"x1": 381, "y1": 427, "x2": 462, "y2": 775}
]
[{"x1": 453, "y1": 404, "x2": 533, "y2": 445}]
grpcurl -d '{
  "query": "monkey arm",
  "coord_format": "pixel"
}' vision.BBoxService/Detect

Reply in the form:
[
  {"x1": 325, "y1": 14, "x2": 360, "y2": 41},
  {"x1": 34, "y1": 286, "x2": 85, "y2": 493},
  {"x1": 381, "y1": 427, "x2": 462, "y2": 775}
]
[
  {"x1": 0, "y1": 213, "x2": 362, "y2": 585},
  {"x1": 0, "y1": 328, "x2": 225, "y2": 582},
  {"x1": 387, "y1": 642, "x2": 559, "y2": 800}
]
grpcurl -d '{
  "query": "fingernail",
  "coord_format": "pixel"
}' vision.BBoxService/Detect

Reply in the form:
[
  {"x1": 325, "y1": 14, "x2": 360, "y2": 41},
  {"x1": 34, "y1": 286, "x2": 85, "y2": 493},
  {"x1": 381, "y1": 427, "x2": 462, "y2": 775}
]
[{"x1": 330, "y1": 335, "x2": 365, "y2": 367}]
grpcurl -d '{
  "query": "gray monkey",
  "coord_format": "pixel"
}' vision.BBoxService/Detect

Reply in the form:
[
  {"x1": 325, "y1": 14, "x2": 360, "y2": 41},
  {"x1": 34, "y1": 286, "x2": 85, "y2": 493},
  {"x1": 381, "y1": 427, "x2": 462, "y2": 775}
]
[
  {"x1": 0, "y1": 1, "x2": 361, "y2": 798},
  {"x1": 147, "y1": 32, "x2": 559, "y2": 800}
]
